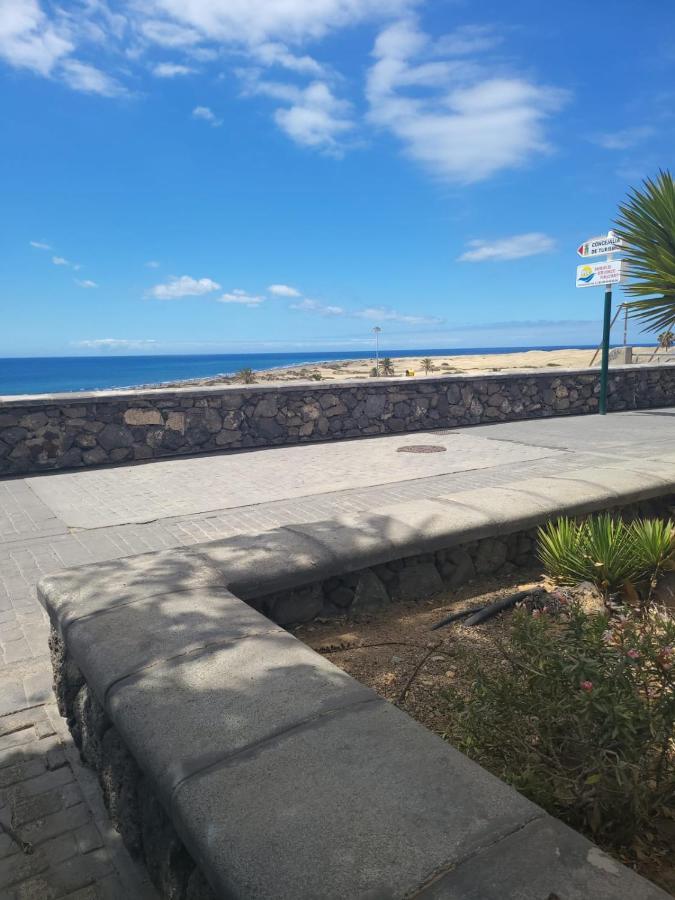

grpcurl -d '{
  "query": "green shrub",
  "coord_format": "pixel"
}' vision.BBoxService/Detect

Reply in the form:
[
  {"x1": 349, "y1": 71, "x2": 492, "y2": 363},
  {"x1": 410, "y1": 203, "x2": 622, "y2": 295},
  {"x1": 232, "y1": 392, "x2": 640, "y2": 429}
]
[
  {"x1": 445, "y1": 603, "x2": 675, "y2": 849},
  {"x1": 538, "y1": 515, "x2": 675, "y2": 595}
]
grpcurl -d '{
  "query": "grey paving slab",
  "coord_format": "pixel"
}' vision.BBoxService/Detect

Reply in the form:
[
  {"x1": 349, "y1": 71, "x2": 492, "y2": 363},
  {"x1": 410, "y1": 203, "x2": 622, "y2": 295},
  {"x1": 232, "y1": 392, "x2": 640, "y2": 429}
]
[
  {"x1": 25, "y1": 430, "x2": 564, "y2": 529},
  {"x1": 419, "y1": 815, "x2": 670, "y2": 899},
  {"x1": 172, "y1": 699, "x2": 542, "y2": 900}
]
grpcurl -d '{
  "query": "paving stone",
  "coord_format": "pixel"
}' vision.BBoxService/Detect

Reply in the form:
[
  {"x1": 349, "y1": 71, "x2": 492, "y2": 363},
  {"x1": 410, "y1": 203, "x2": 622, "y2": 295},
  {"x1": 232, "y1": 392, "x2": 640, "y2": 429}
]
[
  {"x1": 419, "y1": 815, "x2": 669, "y2": 899},
  {"x1": 173, "y1": 699, "x2": 540, "y2": 899},
  {"x1": 109, "y1": 629, "x2": 375, "y2": 799}
]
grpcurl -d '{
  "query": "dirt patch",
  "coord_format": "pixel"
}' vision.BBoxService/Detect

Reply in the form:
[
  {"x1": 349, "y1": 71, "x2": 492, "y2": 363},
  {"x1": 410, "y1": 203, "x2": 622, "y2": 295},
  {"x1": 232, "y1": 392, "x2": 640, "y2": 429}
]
[
  {"x1": 295, "y1": 569, "x2": 537, "y2": 735},
  {"x1": 295, "y1": 570, "x2": 675, "y2": 896}
]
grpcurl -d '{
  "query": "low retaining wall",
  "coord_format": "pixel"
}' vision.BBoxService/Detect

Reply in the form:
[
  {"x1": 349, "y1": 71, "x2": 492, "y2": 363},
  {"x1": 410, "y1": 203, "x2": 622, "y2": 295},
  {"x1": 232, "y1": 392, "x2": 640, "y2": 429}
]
[
  {"x1": 38, "y1": 455, "x2": 675, "y2": 899},
  {"x1": 3, "y1": 363, "x2": 675, "y2": 476}
]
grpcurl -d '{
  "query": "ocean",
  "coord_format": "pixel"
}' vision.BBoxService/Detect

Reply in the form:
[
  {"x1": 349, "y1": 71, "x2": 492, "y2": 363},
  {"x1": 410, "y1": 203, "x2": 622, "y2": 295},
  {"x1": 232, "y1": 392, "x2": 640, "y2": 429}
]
[{"x1": 0, "y1": 346, "x2": 601, "y2": 396}]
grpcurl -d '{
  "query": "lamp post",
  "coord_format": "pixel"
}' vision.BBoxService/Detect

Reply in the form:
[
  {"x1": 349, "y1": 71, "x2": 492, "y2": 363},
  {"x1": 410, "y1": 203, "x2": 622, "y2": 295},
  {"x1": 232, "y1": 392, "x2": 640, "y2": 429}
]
[{"x1": 372, "y1": 326, "x2": 382, "y2": 375}]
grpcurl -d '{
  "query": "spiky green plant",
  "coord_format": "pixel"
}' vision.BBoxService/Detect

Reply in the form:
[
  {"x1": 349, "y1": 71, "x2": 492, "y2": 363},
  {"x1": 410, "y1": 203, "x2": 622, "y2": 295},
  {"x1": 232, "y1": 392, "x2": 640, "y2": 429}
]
[
  {"x1": 630, "y1": 518, "x2": 675, "y2": 582},
  {"x1": 421, "y1": 357, "x2": 434, "y2": 374},
  {"x1": 381, "y1": 357, "x2": 395, "y2": 375},
  {"x1": 613, "y1": 170, "x2": 675, "y2": 333},
  {"x1": 538, "y1": 515, "x2": 655, "y2": 594}
]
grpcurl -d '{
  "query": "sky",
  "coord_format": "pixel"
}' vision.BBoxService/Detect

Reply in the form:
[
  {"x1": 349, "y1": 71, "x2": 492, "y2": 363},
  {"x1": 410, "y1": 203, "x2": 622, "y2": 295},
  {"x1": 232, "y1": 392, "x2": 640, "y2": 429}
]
[{"x1": 0, "y1": 0, "x2": 673, "y2": 357}]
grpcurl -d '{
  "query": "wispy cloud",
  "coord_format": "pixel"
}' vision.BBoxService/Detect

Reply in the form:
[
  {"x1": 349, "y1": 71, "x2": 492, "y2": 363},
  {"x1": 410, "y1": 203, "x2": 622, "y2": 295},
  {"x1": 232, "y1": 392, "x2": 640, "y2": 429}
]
[
  {"x1": 152, "y1": 62, "x2": 195, "y2": 78},
  {"x1": 145, "y1": 260, "x2": 160, "y2": 268},
  {"x1": 289, "y1": 296, "x2": 442, "y2": 325},
  {"x1": 192, "y1": 105, "x2": 222, "y2": 126},
  {"x1": 60, "y1": 59, "x2": 126, "y2": 97},
  {"x1": 217, "y1": 289, "x2": 265, "y2": 307},
  {"x1": 458, "y1": 232, "x2": 556, "y2": 262},
  {"x1": 354, "y1": 306, "x2": 443, "y2": 325},
  {"x1": 29, "y1": 240, "x2": 52, "y2": 250},
  {"x1": 591, "y1": 126, "x2": 655, "y2": 151},
  {"x1": 146, "y1": 275, "x2": 221, "y2": 299},
  {"x1": 366, "y1": 18, "x2": 567, "y2": 183},
  {"x1": 75, "y1": 278, "x2": 98, "y2": 288},
  {"x1": 268, "y1": 283, "x2": 301, "y2": 297},
  {"x1": 290, "y1": 297, "x2": 345, "y2": 316},
  {"x1": 74, "y1": 338, "x2": 157, "y2": 349},
  {"x1": 52, "y1": 255, "x2": 69, "y2": 266}
]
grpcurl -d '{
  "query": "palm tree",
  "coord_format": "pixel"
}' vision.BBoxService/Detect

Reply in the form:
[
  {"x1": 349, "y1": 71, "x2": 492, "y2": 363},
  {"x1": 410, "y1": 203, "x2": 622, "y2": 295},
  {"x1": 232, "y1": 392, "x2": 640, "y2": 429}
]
[
  {"x1": 420, "y1": 357, "x2": 434, "y2": 374},
  {"x1": 235, "y1": 367, "x2": 256, "y2": 384},
  {"x1": 613, "y1": 170, "x2": 675, "y2": 333},
  {"x1": 649, "y1": 329, "x2": 675, "y2": 361},
  {"x1": 381, "y1": 357, "x2": 395, "y2": 376},
  {"x1": 658, "y1": 329, "x2": 674, "y2": 350}
]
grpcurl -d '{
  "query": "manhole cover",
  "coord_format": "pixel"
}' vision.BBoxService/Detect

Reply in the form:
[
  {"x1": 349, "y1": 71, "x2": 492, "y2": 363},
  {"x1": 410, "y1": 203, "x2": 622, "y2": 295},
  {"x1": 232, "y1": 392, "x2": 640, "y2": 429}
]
[{"x1": 397, "y1": 445, "x2": 447, "y2": 454}]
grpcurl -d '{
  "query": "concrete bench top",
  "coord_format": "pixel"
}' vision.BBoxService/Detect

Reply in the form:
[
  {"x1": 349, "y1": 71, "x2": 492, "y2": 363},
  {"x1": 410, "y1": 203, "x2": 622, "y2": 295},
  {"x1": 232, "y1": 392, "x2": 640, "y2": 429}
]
[{"x1": 38, "y1": 452, "x2": 675, "y2": 898}]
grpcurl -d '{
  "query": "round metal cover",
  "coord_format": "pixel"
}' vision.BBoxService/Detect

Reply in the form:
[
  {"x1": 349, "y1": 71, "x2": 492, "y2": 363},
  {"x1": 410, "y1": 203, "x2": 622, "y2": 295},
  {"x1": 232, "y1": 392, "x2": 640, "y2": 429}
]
[{"x1": 396, "y1": 444, "x2": 447, "y2": 453}]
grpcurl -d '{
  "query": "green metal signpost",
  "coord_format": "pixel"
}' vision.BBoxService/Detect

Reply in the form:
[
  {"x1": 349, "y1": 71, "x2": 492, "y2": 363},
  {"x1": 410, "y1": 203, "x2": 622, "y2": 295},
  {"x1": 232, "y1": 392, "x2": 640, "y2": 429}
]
[
  {"x1": 576, "y1": 231, "x2": 624, "y2": 416},
  {"x1": 599, "y1": 287, "x2": 612, "y2": 415}
]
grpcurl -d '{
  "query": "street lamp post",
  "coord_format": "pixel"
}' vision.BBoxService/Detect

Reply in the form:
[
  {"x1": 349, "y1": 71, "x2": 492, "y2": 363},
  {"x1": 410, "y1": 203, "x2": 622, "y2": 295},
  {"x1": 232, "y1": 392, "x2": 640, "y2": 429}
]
[{"x1": 372, "y1": 326, "x2": 382, "y2": 375}]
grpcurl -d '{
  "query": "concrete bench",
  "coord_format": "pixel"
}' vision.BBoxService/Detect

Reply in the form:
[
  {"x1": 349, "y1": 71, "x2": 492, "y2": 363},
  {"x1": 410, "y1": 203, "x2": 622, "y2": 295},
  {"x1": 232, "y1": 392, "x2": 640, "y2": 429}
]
[{"x1": 39, "y1": 455, "x2": 675, "y2": 898}]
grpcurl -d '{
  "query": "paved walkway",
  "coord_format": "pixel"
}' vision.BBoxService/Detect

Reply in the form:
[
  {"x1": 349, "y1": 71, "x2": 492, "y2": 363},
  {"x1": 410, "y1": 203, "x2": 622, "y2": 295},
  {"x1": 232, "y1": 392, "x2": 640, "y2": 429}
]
[{"x1": 1, "y1": 409, "x2": 675, "y2": 898}]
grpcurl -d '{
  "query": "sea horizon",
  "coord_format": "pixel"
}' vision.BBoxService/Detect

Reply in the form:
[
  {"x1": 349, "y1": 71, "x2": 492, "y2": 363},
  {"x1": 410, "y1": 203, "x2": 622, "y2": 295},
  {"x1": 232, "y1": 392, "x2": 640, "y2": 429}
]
[{"x1": 0, "y1": 344, "x2": 643, "y2": 397}]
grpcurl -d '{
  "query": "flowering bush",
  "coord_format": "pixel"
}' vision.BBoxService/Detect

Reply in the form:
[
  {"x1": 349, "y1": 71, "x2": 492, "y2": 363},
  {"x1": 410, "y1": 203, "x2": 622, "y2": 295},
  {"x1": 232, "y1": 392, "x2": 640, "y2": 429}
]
[{"x1": 445, "y1": 602, "x2": 675, "y2": 852}]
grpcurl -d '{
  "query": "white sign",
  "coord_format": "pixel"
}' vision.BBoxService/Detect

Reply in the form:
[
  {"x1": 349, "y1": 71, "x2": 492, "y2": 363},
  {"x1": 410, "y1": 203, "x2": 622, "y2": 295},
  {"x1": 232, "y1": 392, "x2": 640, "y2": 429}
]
[
  {"x1": 577, "y1": 232, "x2": 622, "y2": 257},
  {"x1": 576, "y1": 260, "x2": 624, "y2": 288}
]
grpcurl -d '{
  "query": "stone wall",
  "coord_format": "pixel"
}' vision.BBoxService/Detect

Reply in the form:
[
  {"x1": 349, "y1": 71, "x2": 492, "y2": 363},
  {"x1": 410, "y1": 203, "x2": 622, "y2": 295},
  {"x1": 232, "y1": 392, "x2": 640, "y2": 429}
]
[
  {"x1": 2, "y1": 364, "x2": 675, "y2": 476},
  {"x1": 254, "y1": 494, "x2": 675, "y2": 626}
]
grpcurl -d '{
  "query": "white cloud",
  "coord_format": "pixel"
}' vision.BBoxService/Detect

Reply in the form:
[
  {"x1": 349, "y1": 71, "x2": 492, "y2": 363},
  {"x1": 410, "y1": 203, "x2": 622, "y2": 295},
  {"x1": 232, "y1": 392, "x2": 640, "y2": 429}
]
[
  {"x1": 147, "y1": 275, "x2": 221, "y2": 299},
  {"x1": 152, "y1": 62, "x2": 195, "y2": 77},
  {"x1": 60, "y1": 59, "x2": 126, "y2": 96},
  {"x1": 218, "y1": 289, "x2": 265, "y2": 307},
  {"x1": 0, "y1": 0, "x2": 73, "y2": 75},
  {"x1": 139, "y1": 19, "x2": 203, "y2": 48},
  {"x1": 366, "y1": 18, "x2": 567, "y2": 183},
  {"x1": 290, "y1": 297, "x2": 345, "y2": 316},
  {"x1": 354, "y1": 306, "x2": 443, "y2": 325},
  {"x1": 268, "y1": 283, "x2": 301, "y2": 297},
  {"x1": 192, "y1": 105, "x2": 222, "y2": 126},
  {"x1": 274, "y1": 81, "x2": 353, "y2": 151},
  {"x1": 75, "y1": 278, "x2": 98, "y2": 288},
  {"x1": 29, "y1": 240, "x2": 51, "y2": 250},
  {"x1": 142, "y1": 0, "x2": 412, "y2": 45},
  {"x1": 52, "y1": 255, "x2": 69, "y2": 266},
  {"x1": 458, "y1": 232, "x2": 556, "y2": 262},
  {"x1": 75, "y1": 338, "x2": 157, "y2": 349},
  {"x1": 145, "y1": 260, "x2": 160, "y2": 268},
  {"x1": 591, "y1": 126, "x2": 655, "y2": 151},
  {"x1": 251, "y1": 42, "x2": 324, "y2": 76}
]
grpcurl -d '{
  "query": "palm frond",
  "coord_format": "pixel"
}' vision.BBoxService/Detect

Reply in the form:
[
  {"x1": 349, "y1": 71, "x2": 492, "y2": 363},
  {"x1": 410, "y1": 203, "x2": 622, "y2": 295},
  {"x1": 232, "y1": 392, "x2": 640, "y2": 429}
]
[{"x1": 613, "y1": 170, "x2": 675, "y2": 333}]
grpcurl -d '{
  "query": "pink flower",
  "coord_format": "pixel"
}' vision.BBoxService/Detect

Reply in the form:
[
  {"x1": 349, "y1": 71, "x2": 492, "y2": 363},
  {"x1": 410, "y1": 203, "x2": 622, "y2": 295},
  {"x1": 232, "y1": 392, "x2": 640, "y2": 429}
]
[
  {"x1": 627, "y1": 649, "x2": 640, "y2": 660},
  {"x1": 580, "y1": 680, "x2": 594, "y2": 692}
]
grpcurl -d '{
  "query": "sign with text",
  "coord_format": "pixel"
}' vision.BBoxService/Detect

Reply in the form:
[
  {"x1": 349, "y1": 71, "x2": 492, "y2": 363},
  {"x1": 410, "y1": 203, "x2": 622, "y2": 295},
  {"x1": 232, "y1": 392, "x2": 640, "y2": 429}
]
[
  {"x1": 577, "y1": 233, "x2": 622, "y2": 257},
  {"x1": 576, "y1": 260, "x2": 624, "y2": 288}
]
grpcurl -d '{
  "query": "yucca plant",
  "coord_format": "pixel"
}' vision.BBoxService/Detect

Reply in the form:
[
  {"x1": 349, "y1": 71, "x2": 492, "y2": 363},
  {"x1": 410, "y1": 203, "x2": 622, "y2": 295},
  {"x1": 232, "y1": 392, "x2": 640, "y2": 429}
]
[
  {"x1": 537, "y1": 515, "x2": 671, "y2": 596},
  {"x1": 613, "y1": 170, "x2": 675, "y2": 333},
  {"x1": 630, "y1": 518, "x2": 675, "y2": 583},
  {"x1": 421, "y1": 357, "x2": 434, "y2": 374}
]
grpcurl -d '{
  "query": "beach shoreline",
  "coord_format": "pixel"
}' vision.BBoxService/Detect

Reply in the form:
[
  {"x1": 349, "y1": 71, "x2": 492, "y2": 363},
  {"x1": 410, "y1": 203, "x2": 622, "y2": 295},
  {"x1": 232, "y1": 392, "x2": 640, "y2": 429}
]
[{"x1": 160, "y1": 347, "x2": 607, "y2": 389}]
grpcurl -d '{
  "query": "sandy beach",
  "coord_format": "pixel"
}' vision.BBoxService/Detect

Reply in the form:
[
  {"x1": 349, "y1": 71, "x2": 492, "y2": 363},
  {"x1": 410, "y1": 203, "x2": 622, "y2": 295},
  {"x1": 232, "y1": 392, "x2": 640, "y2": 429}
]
[{"x1": 170, "y1": 346, "x2": 669, "y2": 389}]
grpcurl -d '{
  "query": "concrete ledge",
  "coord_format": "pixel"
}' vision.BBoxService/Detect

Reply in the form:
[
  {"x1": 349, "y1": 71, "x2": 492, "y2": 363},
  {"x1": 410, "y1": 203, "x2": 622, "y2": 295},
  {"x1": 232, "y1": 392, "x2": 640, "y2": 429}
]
[{"x1": 38, "y1": 454, "x2": 675, "y2": 899}]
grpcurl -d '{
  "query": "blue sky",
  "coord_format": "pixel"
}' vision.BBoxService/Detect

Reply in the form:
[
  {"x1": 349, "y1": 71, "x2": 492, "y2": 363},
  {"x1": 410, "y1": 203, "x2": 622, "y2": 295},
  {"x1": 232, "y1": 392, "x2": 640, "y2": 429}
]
[{"x1": 1, "y1": 0, "x2": 673, "y2": 357}]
